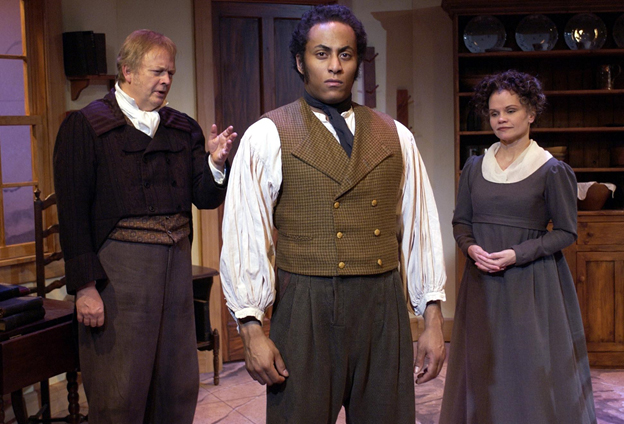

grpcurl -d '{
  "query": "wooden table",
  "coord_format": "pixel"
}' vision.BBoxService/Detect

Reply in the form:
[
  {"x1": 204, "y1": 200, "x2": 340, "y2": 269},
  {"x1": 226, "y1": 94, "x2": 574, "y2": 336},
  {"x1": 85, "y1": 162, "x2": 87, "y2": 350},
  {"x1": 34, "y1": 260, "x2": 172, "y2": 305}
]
[{"x1": 0, "y1": 298, "x2": 82, "y2": 424}]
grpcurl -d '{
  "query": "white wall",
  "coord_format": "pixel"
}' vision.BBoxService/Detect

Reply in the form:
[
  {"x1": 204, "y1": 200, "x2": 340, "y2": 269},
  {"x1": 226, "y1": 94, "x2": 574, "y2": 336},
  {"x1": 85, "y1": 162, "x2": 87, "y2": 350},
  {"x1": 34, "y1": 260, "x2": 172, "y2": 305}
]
[
  {"x1": 410, "y1": 5, "x2": 456, "y2": 316},
  {"x1": 61, "y1": 0, "x2": 195, "y2": 117},
  {"x1": 60, "y1": 0, "x2": 457, "y2": 316},
  {"x1": 347, "y1": 0, "x2": 456, "y2": 316}
]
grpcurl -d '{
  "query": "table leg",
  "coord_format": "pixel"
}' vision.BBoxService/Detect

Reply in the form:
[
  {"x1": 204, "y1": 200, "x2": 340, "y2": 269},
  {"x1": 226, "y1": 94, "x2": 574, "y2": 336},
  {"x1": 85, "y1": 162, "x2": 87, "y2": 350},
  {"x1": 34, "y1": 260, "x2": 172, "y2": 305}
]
[
  {"x1": 40, "y1": 380, "x2": 51, "y2": 421},
  {"x1": 9, "y1": 390, "x2": 27, "y2": 424},
  {"x1": 213, "y1": 329, "x2": 220, "y2": 386},
  {"x1": 66, "y1": 371, "x2": 81, "y2": 424}
]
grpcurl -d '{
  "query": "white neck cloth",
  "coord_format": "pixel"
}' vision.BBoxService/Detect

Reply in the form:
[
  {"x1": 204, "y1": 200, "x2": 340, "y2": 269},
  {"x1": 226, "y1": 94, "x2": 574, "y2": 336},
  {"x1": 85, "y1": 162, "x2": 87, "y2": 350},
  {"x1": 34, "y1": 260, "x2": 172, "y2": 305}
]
[
  {"x1": 115, "y1": 82, "x2": 163, "y2": 138},
  {"x1": 482, "y1": 139, "x2": 552, "y2": 184}
]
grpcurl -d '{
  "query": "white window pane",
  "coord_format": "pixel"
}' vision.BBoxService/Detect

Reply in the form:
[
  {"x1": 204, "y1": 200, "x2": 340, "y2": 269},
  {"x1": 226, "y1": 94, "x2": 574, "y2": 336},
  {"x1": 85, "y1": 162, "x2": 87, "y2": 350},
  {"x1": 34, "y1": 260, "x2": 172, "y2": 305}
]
[
  {"x1": 0, "y1": 59, "x2": 26, "y2": 116},
  {"x1": 0, "y1": 125, "x2": 32, "y2": 183},
  {"x1": 3, "y1": 186, "x2": 34, "y2": 245},
  {"x1": 0, "y1": 0, "x2": 23, "y2": 55}
]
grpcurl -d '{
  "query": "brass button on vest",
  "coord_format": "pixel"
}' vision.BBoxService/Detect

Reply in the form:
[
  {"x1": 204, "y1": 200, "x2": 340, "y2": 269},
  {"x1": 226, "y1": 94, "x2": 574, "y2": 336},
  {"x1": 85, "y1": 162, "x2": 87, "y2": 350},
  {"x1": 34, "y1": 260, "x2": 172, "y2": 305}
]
[
  {"x1": 374, "y1": 229, "x2": 381, "y2": 236},
  {"x1": 371, "y1": 199, "x2": 378, "y2": 207},
  {"x1": 338, "y1": 262, "x2": 345, "y2": 269},
  {"x1": 334, "y1": 201, "x2": 340, "y2": 209},
  {"x1": 337, "y1": 232, "x2": 344, "y2": 239},
  {"x1": 377, "y1": 259, "x2": 383, "y2": 266}
]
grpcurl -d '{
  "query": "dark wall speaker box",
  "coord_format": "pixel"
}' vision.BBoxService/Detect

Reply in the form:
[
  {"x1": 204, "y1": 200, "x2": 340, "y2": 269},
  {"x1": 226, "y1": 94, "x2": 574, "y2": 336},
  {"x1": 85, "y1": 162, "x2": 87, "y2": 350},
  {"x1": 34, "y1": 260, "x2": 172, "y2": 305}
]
[
  {"x1": 63, "y1": 31, "x2": 107, "y2": 77},
  {"x1": 93, "y1": 33, "x2": 107, "y2": 75}
]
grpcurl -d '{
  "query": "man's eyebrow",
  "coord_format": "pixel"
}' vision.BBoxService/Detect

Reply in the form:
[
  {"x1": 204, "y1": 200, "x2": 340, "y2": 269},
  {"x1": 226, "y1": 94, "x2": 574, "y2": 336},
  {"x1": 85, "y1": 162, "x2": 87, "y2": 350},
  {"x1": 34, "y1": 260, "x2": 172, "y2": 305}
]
[
  {"x1": 311, "y1": 44, "x2": 354, "y2": 52},
  {"x1": 312, "y1": 44, "x2": 331, "y2": 51}
]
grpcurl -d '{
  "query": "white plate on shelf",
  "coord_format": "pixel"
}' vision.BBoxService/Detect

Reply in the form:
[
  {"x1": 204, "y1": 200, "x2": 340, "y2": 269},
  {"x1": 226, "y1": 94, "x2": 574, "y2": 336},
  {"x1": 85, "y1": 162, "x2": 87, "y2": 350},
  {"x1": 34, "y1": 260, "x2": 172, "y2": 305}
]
[
  {"x1": 564, "y1": 13, "x2": 607, "y2": 50},
  {"x1": 515, "y1": 14, "x2": 558, "y2": 51},
  {"x1": 614, "y1": 13, "x2": 624, "y2": 48},
  {"x1": 463, "y1": 15, "x2": 506, "y2": 53}
]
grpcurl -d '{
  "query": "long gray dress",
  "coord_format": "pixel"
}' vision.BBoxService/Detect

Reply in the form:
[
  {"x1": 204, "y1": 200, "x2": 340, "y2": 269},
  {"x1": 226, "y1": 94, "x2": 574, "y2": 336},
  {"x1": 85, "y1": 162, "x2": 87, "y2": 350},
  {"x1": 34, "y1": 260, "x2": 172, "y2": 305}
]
[{"x1": 440, "y1": 155, "x2": 596, "y2": 424}]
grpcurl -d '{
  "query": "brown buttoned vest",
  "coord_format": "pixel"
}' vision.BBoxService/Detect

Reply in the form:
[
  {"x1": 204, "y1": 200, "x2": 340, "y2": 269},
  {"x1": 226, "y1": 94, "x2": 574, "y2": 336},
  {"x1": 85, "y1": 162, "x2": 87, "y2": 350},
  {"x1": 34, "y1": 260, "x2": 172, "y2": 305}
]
[{"x1": 264, "y1": 98, "x2": 403, "y2": 276}]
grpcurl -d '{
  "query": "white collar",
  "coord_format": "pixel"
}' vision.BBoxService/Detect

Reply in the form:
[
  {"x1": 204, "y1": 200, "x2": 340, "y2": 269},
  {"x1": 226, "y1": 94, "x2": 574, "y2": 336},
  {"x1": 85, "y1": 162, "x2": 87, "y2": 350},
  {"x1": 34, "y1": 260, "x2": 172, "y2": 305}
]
[
  {"x1": 482, "y1": 140, "x2": 552, "y2": 183},
  {"x1": 115, "y1": 82, "x2": 166, "y2": 138}
]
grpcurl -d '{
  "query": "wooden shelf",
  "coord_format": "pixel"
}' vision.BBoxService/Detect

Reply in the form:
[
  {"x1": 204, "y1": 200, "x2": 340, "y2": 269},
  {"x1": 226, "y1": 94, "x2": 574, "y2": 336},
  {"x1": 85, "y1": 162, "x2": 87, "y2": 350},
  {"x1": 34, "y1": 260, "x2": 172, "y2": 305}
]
[
  {"x1": 443, "y1": 0, "x2": 624, "y2": 15},
  {"x1": 574, "y1": 168, "x2": 624, "y2": 172},
  {"x1": 460, "y1": 127, "x2": 624, "y2": 135},
  {"x1": 68, "y1": 75, "x2": 115, "y2": 101},
  {"x1": 578, "y1": 209, "x2": 624, "y2": 216},
  {"x1": 458, "y1": 167, "x2": 624, "y2": 174},
  {"x1": 460, "y1": 89, "x2": 624, "y2": 97},
  {"x1": 458, "y1": 48, "x2": 624, "y2": 59},
  {"x1": 446, "y1": 0, "x2": 624, "y2": 366}
]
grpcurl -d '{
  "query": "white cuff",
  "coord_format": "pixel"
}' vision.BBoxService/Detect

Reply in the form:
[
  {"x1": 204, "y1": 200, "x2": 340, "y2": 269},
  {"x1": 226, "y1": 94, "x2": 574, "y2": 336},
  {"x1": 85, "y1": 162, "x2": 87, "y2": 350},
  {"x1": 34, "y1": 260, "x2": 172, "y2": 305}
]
[
  {"x1": 208, "y1": 155, "x2": 226, "y2": 184},
  {"x1": 413, "y1": 291, "x2": 446, "y2": 316},
  {"x1": 231, "y1": 307, "x2": 266, "y2": 333}
]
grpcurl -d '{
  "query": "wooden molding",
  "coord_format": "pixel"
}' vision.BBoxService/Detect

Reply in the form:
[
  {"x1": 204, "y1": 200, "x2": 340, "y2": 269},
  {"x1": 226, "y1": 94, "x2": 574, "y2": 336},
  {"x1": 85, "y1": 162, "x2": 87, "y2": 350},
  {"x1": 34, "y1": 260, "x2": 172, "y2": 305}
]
[
  {"x1": 211, "y1": 0, "x2": 330, "y2": 4},
  {"x1": 442, "y1": 0, "x2": 624, "y2": 16}
]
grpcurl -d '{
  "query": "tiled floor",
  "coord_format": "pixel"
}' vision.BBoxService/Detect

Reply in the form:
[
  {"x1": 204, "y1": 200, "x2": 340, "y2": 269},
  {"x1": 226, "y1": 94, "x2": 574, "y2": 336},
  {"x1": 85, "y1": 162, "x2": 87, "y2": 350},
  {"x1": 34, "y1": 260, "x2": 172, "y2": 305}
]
[
  {"x1": 195, "y1": 343, "x2": 624, "y2": 424},
  {"x1": 5, "y1": 342, "x2": 624, "y2": 423}
]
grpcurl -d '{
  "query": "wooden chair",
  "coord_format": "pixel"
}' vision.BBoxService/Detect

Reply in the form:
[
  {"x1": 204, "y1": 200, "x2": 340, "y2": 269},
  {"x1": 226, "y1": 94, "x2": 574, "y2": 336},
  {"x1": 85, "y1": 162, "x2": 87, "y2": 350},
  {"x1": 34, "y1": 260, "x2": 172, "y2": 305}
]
[
  {"x1": 34, "y1": 190, "x2": 66, "y2": 298},
  {"x1": 192, "y1": 265, "x2": 220, "y2": 385},
  {"x1": 4, "y1": 190, "x2": 84, "y2": 423}
]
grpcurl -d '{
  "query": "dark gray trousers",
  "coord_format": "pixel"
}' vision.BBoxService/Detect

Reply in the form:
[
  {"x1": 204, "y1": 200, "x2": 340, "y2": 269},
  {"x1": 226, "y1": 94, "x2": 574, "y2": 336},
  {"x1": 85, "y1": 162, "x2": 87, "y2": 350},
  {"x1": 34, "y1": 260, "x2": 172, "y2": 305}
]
[
  {"x1": 79, "y1": 238, "x2": 198, "y2": 424},
  {"x1": 267, "y1": 269, "x2": 415, "y2": 424}
]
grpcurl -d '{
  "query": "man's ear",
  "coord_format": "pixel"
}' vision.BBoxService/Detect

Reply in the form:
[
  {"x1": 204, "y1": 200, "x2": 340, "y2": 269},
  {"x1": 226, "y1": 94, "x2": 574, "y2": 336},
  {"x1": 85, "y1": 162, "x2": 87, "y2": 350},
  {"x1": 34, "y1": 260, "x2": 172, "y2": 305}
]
[
  {"x1": 122, "y1": 64, "x2": 133, "y2": 83},
  {"x1": 296, "y1": 54, "x2": 304, "y2": 76}
]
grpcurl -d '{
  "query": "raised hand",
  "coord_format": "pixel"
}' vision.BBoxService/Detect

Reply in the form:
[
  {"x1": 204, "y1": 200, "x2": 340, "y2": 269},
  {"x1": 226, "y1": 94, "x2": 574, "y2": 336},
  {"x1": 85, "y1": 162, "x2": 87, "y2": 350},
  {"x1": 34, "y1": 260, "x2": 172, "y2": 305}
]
[{"x1": 208, "y1": 124, "x2": 237, "y2": 171}]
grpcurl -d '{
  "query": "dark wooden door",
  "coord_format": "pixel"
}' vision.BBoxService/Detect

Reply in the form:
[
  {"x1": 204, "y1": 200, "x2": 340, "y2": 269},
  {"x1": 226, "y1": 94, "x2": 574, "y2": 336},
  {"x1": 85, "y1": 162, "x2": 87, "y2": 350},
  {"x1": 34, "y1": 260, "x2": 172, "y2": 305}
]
[
  {"x1": 212, "y1": 2, "x2": 313, "y2": 159},
  {"x1": 211, "y1": 2, "x2": 315, "y2": 362}
]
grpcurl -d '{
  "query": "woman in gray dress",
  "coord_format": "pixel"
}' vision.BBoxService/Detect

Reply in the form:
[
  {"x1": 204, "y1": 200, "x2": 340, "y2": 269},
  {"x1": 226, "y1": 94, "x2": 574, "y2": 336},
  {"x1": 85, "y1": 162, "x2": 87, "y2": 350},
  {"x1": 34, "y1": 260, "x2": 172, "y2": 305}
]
[{"x1": 440, "y1": 70, "x2": 596, "y2": 424}]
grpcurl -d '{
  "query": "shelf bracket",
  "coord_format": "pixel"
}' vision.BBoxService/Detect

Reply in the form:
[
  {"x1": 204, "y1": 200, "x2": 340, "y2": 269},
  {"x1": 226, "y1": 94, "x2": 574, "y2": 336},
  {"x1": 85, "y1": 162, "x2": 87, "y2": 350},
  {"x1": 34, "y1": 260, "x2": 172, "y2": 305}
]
[{"x1": 68, "y1": 75, "x2": 116, "y2": 101}]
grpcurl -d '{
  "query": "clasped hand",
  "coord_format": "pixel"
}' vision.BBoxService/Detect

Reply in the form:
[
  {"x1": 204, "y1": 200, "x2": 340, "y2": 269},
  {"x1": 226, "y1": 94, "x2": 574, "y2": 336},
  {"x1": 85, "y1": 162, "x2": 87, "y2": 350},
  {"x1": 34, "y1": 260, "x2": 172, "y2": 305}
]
[{"x1": 468, "y1": 245, "x2": 516, "y2": 273}]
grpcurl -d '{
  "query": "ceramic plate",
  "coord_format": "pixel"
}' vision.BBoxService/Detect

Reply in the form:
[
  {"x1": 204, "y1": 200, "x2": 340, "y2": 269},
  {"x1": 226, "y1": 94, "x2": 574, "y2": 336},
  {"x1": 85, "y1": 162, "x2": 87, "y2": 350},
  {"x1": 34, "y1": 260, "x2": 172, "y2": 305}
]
[
  {"x1": 614, "y1": 13, "x2": 624, "y2": 48},
  {"x1": 463, "y1": 15, "x2": 506, "y2": 53},
  {"x1": 564, "y1": 13, "x2": 607, "y2": 50},
  {"x1": 515, "y1": 14, "x2": 558, "y2": 51}
]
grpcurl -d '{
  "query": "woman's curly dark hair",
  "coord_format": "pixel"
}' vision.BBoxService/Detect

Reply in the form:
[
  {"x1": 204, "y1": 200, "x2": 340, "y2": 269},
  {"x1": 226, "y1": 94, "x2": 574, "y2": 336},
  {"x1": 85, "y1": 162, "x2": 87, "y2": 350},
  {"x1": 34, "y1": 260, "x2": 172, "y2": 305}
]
[
  {"x1": 471, "y1": 70, "x2": 547, "y2": 118},
  {"x1": 289, "y1": 5, "x2": 367, "y2": 81}
]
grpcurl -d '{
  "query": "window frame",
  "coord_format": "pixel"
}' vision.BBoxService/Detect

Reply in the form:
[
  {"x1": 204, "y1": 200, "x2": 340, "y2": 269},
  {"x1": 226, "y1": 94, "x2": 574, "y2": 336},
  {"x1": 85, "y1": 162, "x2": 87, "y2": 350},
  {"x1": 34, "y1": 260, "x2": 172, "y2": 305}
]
[{"x1": 0, "y1": 0, "x2": 65, "y2": 281}]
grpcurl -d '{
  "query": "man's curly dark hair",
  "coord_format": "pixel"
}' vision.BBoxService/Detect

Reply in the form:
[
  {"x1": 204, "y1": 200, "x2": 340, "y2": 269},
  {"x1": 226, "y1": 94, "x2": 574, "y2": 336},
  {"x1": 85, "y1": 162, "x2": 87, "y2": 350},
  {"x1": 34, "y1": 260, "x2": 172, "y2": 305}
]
[
  {"x1": 471, "y1": 70, "x2": 547, "y2": 118},
  {"x1": 289, "y1": 4, "x2": 367, "y2": 81}
]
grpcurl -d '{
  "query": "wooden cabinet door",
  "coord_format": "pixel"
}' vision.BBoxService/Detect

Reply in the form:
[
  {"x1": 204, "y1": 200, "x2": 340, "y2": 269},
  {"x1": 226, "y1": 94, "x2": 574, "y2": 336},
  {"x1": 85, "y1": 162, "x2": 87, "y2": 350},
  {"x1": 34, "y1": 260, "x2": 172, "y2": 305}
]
[{"x1": 576, "y1": 251, "x2": 624, "y2": 367}]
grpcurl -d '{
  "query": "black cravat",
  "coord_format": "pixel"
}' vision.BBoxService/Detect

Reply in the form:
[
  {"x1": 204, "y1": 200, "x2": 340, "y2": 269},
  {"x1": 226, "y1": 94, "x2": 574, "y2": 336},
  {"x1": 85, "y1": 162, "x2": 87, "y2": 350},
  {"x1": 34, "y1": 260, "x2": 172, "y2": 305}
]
[{"x1": 303, "y1": 91, "x2": 354, "y2": 157}]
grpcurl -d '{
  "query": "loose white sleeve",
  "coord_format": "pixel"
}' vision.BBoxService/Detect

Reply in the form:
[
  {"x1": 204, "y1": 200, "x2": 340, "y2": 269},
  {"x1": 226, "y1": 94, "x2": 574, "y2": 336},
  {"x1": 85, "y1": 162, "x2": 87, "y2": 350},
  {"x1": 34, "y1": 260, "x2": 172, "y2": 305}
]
[
  {"x1": 396, "y1": 121, "x2": 447, "y2": 315},
  {"x1": 219, "y1": 118, "x2": 283, "y2": 323}
]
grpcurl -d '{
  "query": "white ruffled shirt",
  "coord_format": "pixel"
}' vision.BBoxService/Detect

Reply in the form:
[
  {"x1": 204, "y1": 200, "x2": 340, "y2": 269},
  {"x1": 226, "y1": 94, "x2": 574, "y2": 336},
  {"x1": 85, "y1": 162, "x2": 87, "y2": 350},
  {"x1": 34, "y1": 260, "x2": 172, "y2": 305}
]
[
  {"x1": 482, "y1": 140, "x2": 552, "y2": 184},
  {"x1": 219, "y1": 108, "x2": 447, "y2": 323}
]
